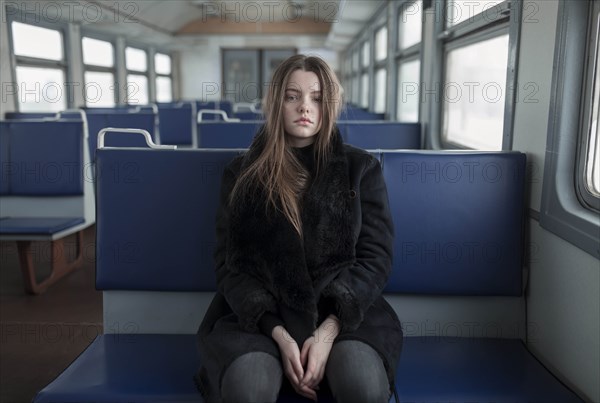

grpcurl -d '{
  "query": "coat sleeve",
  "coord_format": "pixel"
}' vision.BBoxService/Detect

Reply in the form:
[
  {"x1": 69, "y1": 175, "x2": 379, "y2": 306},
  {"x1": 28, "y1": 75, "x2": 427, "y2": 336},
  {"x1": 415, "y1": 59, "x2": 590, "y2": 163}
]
[
  {"x1": 323, "y1": 155, "x2": 394, "y2": 333},
  {"x1": 213, "y1": 160, "x2": 278, "y2": 333}
]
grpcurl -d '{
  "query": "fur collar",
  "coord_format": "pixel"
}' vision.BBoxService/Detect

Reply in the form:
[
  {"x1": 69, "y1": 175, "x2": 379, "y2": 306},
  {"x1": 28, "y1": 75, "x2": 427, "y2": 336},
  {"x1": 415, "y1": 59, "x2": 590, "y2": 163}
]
[{"x1": 226, "y1": 128, "x2": 357, "y2": 323}]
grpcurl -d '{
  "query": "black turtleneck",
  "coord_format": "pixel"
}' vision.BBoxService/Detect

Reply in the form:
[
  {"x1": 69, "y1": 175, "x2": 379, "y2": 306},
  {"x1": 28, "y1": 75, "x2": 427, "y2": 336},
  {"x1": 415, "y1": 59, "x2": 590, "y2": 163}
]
[{"x1": 292, "y1": 141, "x2": 316, "y2": 175}]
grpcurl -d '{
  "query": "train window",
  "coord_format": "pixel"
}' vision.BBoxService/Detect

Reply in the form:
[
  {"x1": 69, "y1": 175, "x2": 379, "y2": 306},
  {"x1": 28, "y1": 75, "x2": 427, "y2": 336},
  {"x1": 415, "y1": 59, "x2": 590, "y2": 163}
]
[
  {"x1": 82, "y1": 37, "x2": 116, "y2": 107},
  {"x1": 155, "y1": 53, "x2": 171, "y2": 75},
  {"x1": 578, "y1": 3, "x2": 600, "y2": 208},
  {"x1": 446, "y1": 0, "x2": 504, "y2": 27},
  {"x1": 396, "y1": 0, "x2": 423, "y2": 121},
  {"x1": 374, "y1": 68, "x2": 387, "y2": 114},
  {"x1": 361, "y1": 73, "x2": 369, "y2": 108},
  {"x1": 352, "y1": 75, "x2": 360, "y2": 105},
  {"x1": 349, "y1": 49, "x2": 360, "y2": 105},
  {"x1": 125, "y1": 47, "x2": 148, "y2": 72},
  {"x1": 375, "y1": 26, "x2": 388, "y2": 61},
  {"x1": 125, "y1": 47, "x2": 149, "y2": 104},
  {"x1": 156, "y1": 77, "x2": 173, "y2": 103},
  {"x1": 442, "y1": 34, "x2": 509, "y2": 150},
  {"x1": 82, "y1": 37, "x2": 114, "y2": 68},
  {"x1": 10, "y1": 21, "x2": 67, "y2": 111},
  {"x1": 155, "y1": 53, "x2": 173, "y2": 103},
  {"x1": 374, "y1": 24, "x2": 388, "y2": 114},
  {"x1": 126, "y1": 74, "x2": 149, "y2": 105},
  {"x1": 398, "y1": 0, "x2": 423, "y2": 51},
  {"x1": 343, "y1": 56, "x2": 352, "y2": 102},
  {"x1": 584, "y1": 56, "x2": 600, "y2": 197},
  {"x1": 15, "y1": 66, "x2": 65, "y2": 112},
  {"x1": 541, "y1": 0, "x2": 599, "y2": 258},
  {"x1": 12, "y1": 22, "x2": 62, "y2": 60},
  {"x1": 361, "y1": 41, "x2": 370, "y2": 68},
  {"x1": 84, "y1": 71, "x2": 116, "y2": 108},
  {"x1": 434, "y1": 0, "x2": 515, "y2": 150},
  {"x1": 397, "y1": 59, "x2": 420, "y2": 122}
]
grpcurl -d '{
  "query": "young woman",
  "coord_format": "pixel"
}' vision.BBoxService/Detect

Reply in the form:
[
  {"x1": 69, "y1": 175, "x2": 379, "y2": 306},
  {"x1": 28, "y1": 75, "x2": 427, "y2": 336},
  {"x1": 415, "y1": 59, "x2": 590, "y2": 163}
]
[{"x1": 195, "y1": 54, "x2": 403, "y2": 402}]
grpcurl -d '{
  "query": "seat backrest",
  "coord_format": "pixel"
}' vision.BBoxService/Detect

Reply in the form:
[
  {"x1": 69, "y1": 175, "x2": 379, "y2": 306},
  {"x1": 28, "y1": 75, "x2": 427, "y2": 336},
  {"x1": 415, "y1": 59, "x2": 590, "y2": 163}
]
[
  {"x1": 340, "y1": 122, "x2": 421, "y2": 149},
  {"x1": 339, "y1": 106, "x2": 385, "y2": 120},
  {"x1": 197, "y1": 121, "x2": 262, "y2": 148},
  {"x1": 4, "y1": 112, "x2": 56, "y2": 119},
  {"x1": 86, "y1": 110, "x2": 157, "y2": 160},
  {"x1": 380, "y1": 151, "x2": 526, "y2": 296},
  {"x1": 218, "y1": 100, "x2": 233, "y2": 117},
  {"x1": 96, "y1": 148, "x2": 527, "y2": 334},
  {"x1": 234, "y1": 112, "x2": 263, "y2": 120},
  {"x1": 1, "y1": 120, "x2": 84, "y2": 196},
  {"x1": 96, "y1": 149, "x2": 525, "y2": 296},
  {"x1": 157, "y1": 103, "x2": 195, "y2": 146},
  {"x1": 96, "y1": 148, "x2": 242, "y2": 291},
  {"x1": 0, "y1": 120, "x2": 95, "y2": 222},
  {"x1": 195, "y1": 121, "x2": 421, "y2": 149},
  {"x1": 195, "y1": 101, "x2": 220, "y2": 120}
]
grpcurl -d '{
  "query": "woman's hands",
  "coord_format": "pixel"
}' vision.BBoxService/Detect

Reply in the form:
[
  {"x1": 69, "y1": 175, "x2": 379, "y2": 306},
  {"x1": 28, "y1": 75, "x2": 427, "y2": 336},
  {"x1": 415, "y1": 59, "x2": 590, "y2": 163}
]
[
  {"x1": 273, "y1": 315, "x2": 341, "y2": 401},
  {"x1": 272, "y1": 325, "x2": 317, "y2": 400},
  {"x1": 299, "y1": 315, "x2": 340, "y2": 391}
]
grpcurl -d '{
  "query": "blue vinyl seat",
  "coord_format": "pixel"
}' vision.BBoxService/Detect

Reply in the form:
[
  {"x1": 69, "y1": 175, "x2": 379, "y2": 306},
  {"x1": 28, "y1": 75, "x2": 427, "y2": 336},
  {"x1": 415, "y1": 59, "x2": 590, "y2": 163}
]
[
  {"x1": 197, "y1": 121, "x2": 421, "y2": 150},
  {"x1": 32, "y1": 147, "x2": 583, "y2": 402},
  {"x1": 0, "y1": 217, "x2": 85, "y2": 235},
  {"x1": 33, "y1": 335, "x2": 581, "y2": 403},
  {"x1": 0, "y1": 120, "x2": 95, "y2": 294},
  {"x1": 158, "y1": 102, "x2": 196, "y2": 147},
  {"x1": 339, "y1": 122, "x2": 421, "y2": 149}
]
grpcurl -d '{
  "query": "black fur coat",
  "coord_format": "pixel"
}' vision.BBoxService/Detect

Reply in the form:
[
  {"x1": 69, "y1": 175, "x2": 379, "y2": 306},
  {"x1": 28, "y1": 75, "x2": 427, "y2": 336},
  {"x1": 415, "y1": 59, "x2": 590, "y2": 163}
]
[{"x1": 196, "y1": 129, "x2": 403, "y2": 401}]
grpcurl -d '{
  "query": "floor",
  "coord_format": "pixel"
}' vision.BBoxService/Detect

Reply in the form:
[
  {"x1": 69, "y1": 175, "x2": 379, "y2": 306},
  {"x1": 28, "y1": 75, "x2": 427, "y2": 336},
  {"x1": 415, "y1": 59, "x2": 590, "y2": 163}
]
[{"x1": 0, "y1": 226, "x2": 101, "y2": 403}]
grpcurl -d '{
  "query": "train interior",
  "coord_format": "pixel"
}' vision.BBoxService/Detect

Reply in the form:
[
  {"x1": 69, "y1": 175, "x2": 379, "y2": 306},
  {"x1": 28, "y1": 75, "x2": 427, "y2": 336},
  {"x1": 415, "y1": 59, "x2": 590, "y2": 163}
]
[{"x1": 0, "y1": 0, "x2": 599, "y2": 402}]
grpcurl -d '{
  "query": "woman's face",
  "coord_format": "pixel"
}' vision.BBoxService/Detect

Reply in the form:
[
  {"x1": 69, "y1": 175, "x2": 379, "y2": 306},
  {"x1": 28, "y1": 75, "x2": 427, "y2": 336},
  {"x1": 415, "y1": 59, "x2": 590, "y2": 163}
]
[{"x1": 282, "y1": 69, "x2": 322, "y2": 147}]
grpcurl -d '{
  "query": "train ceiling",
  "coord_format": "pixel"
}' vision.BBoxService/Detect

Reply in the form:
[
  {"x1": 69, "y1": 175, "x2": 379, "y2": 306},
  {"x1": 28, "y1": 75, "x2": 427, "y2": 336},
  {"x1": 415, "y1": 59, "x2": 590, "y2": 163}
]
[{"x1": 11, "y1": 0, "x2": 384, "y2": 50}]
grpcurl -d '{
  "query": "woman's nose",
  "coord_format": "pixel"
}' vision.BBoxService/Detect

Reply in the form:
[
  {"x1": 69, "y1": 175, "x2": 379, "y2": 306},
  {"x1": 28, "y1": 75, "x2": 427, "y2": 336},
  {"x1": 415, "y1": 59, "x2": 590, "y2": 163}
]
[{"x1": 298, "y1": 99, "x2": 309, "y2": 113}]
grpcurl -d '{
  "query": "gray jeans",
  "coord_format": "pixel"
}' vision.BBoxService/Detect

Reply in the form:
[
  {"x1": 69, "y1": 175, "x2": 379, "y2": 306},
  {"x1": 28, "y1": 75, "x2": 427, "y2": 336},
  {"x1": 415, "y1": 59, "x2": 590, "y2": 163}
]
[{"x1": 220, "y1": 340, "x2": 390, "y2": 403}]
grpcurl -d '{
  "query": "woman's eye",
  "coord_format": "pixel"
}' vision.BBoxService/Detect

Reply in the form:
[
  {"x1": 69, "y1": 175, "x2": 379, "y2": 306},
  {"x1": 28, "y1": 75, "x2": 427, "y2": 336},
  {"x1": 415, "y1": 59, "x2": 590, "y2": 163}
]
[
  {"x1": 285, "y1": 94, "x2": 298, "y2": 102},
  {"x1": 313, "y1": 97, "x2": 322, "y2": 103}
]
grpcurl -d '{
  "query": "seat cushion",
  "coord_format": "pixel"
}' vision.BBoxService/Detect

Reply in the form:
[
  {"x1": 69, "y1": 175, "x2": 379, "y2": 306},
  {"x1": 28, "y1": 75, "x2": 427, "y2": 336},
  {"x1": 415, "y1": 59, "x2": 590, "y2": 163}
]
[
  {"x1": 34, "y1": 335, "x2": 201, "y2": 403},
  {"x1": 0, "y1": 217, "x2": 85, "y2": 235},
  {"x1": 397, "y1": 337, "x2": 583, "y2": 402},
  {"x1": 31, "y1": 334, "x2": 342, "y2": 403},
  {"x1": 33, "y1": 335, "x2": 582, "y2": 403}
]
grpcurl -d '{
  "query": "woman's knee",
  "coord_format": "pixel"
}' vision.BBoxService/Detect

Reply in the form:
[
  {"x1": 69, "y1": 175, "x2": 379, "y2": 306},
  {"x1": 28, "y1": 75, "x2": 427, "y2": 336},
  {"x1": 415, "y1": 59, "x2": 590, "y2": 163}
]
[
  {"x1": 326, "y1": 340, "x2": 390, "y2": 403},
  {"x1": 221, "y1": 352, "x2": 282, "y2": 403}
]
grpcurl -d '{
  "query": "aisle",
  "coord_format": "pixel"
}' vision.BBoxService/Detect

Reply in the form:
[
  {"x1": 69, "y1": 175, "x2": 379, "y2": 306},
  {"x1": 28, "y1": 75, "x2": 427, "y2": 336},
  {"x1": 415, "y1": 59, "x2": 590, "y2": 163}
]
[{"x1": 0, "y1": 226, "x2": 102, "y2": 403}]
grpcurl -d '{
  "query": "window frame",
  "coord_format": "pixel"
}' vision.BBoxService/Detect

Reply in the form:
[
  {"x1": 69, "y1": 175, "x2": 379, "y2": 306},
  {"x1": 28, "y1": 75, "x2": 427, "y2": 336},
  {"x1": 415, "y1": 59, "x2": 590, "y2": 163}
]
[
  {"x1": 154, "y1": 51, "x2": 174, "y2": 103},
  {"x1": 396, "y1": 54, "x2": 422, "y2": 122},
  {"x1": 395, "y1": 0, "x2": 425, "y2": 122},
  {"x1": 576, "y1": 2, "x2": 600, "y2": 212},
  {"x1": 342, "y1": 52, "x2": 352, "y2": 104},
  {"x1": 81, "y1": 33, "x2": 118, "y2": 107},
  {"x1": 359, "y1": 38, "x2": 372, "y2": 109},
  {"x1": 124, "y1": 44, "x2": 150, "y2": 105},
  {"x1": 429, "y1": 0, "x2": 522, "y2": 150},
  {"x1": 347, "y1": 2, "x2": 388, "y2": 112},
  {"x1": 541, "y1": 0, "x2": 600, "y2": 259},
  {"x1": 373, "y1": 22, "x2": 389, "y2": 114},
  {"x1": 6, "y1": 4, "x2": 72, "y2": 111}
]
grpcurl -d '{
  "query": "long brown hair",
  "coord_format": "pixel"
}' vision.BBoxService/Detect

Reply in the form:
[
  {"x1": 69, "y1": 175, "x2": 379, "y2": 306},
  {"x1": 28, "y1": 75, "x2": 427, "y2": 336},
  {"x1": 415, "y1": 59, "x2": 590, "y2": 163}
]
[{"x1": 230, "y1": 54, "x2": 343, "y2": 237}]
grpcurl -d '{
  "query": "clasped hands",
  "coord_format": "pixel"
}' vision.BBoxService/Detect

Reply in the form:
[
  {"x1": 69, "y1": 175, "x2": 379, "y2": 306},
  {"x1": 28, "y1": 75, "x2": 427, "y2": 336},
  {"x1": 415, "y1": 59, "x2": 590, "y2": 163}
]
[{"x1": 272, "y1": 315, "x2": 341, "y2": 401}]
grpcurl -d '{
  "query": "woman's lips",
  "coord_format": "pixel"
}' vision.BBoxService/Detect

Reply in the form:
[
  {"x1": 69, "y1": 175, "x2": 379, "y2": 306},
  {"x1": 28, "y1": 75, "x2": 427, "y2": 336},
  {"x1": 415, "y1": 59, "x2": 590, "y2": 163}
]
[{"x1": 295, "y1": 118, "x2": 312, "y2": 125}]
